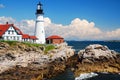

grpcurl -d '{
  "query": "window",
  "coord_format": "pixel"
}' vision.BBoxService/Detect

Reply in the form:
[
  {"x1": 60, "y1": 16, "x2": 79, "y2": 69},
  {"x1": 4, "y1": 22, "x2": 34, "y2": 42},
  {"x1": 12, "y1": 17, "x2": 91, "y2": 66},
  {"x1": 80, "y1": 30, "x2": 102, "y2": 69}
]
[
  {"x1": 6, "y1": 36, "x2": 8, "y2": 40},
  {"x1": 17, "y1": 37, "x2": 19, "y2": 40},
  {"x1": 8, "y1": 30, "x2": 10, "y2": 34},
  {"x1": 13, "y1": 36, "x2": 15, "y2": 40},
  {"x1": 12, "y1": 31, "x2": 14, "y2": 34}
]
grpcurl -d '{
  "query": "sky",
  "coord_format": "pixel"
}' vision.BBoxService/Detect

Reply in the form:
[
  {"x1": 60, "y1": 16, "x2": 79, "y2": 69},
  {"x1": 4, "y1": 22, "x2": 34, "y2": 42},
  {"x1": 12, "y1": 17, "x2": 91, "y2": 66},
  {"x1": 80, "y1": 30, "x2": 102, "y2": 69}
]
[{"x1": 0, "y1": 0, "x2": 120, "y2": 41}]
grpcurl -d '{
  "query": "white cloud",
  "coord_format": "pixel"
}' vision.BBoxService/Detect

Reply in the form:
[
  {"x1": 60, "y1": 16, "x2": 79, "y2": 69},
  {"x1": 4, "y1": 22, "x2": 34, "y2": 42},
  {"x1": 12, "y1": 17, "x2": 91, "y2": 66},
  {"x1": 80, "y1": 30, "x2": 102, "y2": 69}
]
[
  {"x1": 0, "y1": 16, "x2": 35, "y2": 35},
  {"x1": 19, "y1": 19, "x2": 35, "y2": 35},
  {"x1": 104, "y1": 29, "x2": 120, "y2": 40},
  {"x1": 44, "y1": 17, "x2": 51, "y2": 26},
  {"x1": 0, "y1": 4, "x2": 5, "y2": 8},
  {"x1": 0, "y1": 16, "x2": 16, "y2": 24},
  {"x1": 45, "y1": 18, "x2": 102, "y2": 40},
  {"x1": 0, "y1": 16, "x2": 120, "y2": 40}
]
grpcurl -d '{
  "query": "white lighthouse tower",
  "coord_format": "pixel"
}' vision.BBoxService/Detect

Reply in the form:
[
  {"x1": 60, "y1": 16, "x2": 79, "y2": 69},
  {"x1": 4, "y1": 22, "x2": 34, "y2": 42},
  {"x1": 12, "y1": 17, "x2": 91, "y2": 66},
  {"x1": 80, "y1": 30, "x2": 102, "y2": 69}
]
[{"x1": 35, "y1": 2, "x2": 45, "y2": 44}]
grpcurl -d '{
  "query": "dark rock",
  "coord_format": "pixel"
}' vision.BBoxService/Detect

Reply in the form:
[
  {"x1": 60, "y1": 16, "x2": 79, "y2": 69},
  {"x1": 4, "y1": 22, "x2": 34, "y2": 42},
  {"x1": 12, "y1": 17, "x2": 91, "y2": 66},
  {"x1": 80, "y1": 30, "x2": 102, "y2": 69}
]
[
  {"x1": 5, "y1": 53, "x2": 16, "y2": 60},
  {"x1": 0, "y1": 42, "x2": 9, "y2": 49},
  {"x1": 82, "y1": 58, "x2": 94, "y2": 64},
  {"x1": 39, "y1": 46, "x2": 45, "y2": 51}
]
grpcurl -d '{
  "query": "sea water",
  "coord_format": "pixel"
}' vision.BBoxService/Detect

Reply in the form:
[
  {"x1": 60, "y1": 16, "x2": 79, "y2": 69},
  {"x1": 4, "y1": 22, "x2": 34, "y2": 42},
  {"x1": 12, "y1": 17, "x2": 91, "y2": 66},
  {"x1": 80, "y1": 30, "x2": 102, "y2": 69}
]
[
  {"x1": 67, "y1": 41, "x2": 120, "y2": 53},
  {"x1": 50, "y1": 41, "x2": 120, "y2": 80}
]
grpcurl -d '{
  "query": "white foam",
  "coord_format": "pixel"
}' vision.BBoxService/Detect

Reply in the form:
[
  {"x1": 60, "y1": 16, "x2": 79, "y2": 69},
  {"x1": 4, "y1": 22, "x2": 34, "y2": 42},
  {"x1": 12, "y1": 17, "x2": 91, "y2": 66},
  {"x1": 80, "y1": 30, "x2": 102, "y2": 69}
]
[{"x1": 75, "y1": 72, "x2": 98, "y2": 80}]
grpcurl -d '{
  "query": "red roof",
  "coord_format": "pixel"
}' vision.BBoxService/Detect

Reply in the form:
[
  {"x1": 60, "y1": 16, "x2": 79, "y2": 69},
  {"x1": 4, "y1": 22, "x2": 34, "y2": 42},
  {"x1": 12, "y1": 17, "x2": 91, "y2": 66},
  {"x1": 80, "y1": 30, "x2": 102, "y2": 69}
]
[
  {"x1": 0, "y1": 24, "x2": 12, "y2": 36},
  {"x1": 13, "y1": 26, "x2": 23, "y2": 35},
  {"x1": 29, "y1": 36, "x2": 37, "y2": 40},
  {"x1": 0, "y1": 24, "x2": 23, "y2": 36},
  {"x1": 22, "y1": 34, "x2": 29, "y2": 39},
  {"x1": 22, "y1": 34, "x2": 37, "y2": 40},
  {"x1": 46, "y1": 35, "x2": 63, "y2": 39}
]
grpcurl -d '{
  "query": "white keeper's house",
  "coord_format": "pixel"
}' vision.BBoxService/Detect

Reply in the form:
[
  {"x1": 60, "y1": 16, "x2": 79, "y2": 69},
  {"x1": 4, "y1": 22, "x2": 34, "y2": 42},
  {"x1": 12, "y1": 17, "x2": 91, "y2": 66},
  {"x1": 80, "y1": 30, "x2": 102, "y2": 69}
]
[
  {"x1": 0, "y1": 2, "x2": 46, "y2": 44},
  {"x1": 0, "y1": 22, "x2": 37, "y2": 43}
]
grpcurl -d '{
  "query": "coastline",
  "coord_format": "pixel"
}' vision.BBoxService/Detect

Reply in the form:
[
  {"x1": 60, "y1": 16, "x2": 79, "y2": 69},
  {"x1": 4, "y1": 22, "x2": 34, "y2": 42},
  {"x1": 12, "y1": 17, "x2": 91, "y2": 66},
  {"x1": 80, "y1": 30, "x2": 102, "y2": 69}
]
[
  {"x1": 0, "y1": 41, "x2": 120, "y2": 80},
  {"x1": 0, "y1": 42, "x2": 75, "y2": 80},
  {"x1": 74, "y1": 44, "x2": 120, "y2": 80}
]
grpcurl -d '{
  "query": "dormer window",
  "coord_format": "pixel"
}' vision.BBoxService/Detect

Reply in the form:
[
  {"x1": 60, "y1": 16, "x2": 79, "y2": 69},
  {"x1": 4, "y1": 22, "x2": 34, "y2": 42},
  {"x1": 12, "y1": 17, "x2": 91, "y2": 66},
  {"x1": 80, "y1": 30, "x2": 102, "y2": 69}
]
[{"x1": 8, "y1": 30, "x2": 10, "y2": 34}]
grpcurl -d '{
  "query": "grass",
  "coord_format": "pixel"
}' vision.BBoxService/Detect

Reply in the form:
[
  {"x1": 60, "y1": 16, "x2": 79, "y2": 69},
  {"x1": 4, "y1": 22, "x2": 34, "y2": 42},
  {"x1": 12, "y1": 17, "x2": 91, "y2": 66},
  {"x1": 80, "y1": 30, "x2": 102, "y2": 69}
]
[
  {"x1": 21, "y1": 42, "x2": 45, "y2": 47},
  {"x1": 0, "y1": 40, "x2": 55, "y2": 53},
  {"x1": 0, "y1": 40, "x2": 18, "y2": 46},
  {"x1": 44, "y1": 44, "x2": 55, "y2": 53},
  {"x1": 21, "y1": 42, "x2": 55, "y2": 53}
]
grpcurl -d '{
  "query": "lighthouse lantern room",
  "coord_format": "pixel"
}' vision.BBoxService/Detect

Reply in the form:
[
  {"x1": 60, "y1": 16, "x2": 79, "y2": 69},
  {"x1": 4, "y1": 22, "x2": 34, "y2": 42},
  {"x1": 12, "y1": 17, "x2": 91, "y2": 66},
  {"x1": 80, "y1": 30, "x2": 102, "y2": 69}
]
[{"x1": 35, "y1": 2, "x2": 45, "y2": 44}]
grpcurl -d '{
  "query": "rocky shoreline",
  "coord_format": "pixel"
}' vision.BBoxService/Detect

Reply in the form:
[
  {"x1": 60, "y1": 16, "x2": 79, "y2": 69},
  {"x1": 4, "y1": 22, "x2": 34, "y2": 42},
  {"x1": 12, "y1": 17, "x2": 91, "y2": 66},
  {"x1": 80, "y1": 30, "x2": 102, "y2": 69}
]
[
  {"x1": 74, "y1": 44, "x2": 120, "y2": 79},
  {"x1": 0, "y1": 42, "x2": 120, "y2": 80},
  {"x1": 0, "y1": 59, "x2": 66, "y2": 80},
  {"x1": 0, "y1": 42, "x2": 75, "y2": 80}
]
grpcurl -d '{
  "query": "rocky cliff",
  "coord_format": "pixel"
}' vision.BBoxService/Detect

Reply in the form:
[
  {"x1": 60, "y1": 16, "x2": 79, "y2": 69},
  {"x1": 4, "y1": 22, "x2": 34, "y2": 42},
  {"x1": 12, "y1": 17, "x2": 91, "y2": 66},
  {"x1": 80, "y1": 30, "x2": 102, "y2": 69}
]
[
  {"x1": 1, "y1": 42, "x2": 120, "y2": 80},
  {"x1": 0, "y1": 41, "x2": 75, "y2": 80}
]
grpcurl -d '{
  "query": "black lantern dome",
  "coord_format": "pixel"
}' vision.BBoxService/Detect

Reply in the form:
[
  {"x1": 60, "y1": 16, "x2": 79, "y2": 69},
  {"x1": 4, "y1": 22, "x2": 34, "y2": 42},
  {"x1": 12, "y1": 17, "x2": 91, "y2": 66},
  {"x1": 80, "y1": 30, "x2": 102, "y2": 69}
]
[{"x1": 36, "y1": 2, "x2": 44, "y2": 14}]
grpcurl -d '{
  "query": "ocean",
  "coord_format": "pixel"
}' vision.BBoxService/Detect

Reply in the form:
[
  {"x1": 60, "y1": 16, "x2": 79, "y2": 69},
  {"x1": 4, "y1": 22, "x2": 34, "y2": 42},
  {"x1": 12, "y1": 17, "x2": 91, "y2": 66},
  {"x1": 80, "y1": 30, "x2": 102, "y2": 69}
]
[
  {"x1": 67, "y1": 41, "x2": 120, "y2": 53},
  {"x1": 50, "y1": 41, "x2": 120, "y2": 80}
]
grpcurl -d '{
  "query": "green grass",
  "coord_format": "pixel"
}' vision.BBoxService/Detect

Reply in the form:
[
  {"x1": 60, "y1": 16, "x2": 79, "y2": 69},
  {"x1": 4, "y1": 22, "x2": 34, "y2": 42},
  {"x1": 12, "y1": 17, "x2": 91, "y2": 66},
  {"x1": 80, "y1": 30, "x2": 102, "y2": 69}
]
[
  {"x1": 21, "y1": 42, "x2": 45, "y2": 47},
  {"x1": 44, "y1": 44, "x2": 55, "y2": 53},
  {"x1": 0, "y1": 40, "x2": 55, "y2": 53},
  {"x1": 21, "y1": 42, "x2": 55, "y2": 52},
  {"x1": 0, "y1": 40, "x2": 18, "y2": 46}
]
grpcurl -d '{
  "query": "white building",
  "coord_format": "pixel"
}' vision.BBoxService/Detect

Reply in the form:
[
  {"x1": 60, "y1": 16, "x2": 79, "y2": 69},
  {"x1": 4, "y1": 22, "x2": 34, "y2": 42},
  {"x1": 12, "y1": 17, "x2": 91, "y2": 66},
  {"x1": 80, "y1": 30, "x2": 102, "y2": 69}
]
[
  {"x1": 0, "y1": 22, "x2": 37, "y2": 43},
  {"x1": 2, "y1": 24, "x2": 22, "y2": 41},
  {"x1": 34, "y1": 2, "x2": 45, "y2": 44}
]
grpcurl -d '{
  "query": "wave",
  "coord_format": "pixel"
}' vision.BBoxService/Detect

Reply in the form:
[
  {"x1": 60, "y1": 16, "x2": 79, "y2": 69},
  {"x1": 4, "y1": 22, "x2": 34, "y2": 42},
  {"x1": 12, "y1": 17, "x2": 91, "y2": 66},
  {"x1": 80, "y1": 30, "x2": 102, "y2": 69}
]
[{"x1": 75, "y1": 72, "x2": 98, "y2": 80}]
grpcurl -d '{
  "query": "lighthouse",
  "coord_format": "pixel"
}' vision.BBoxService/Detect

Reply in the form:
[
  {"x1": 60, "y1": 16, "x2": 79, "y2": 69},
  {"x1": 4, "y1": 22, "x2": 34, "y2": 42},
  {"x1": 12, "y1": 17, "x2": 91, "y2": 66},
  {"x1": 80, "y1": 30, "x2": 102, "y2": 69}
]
[{"x1": 35, "y1": 2, "x2": 45, "y2": 44}]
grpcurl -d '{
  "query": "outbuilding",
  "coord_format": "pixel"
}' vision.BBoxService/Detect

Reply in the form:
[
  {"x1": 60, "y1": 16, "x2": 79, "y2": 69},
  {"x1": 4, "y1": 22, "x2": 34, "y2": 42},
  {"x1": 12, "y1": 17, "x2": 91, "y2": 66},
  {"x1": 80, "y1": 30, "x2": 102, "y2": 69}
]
[{"x1": 46, "y1": 35, "x2": 64, "y2": 44}]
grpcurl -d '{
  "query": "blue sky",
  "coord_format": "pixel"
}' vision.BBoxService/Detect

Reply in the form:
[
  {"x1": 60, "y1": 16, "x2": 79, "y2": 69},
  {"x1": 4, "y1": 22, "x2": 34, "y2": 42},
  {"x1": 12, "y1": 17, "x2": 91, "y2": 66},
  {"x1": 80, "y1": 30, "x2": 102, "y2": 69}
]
[
  {"x1": 0, "y1": 0, "x2": 120, "y2": 40},
  {"x1": 0, "y1": 0, "x2": 120, "y2": 30}
]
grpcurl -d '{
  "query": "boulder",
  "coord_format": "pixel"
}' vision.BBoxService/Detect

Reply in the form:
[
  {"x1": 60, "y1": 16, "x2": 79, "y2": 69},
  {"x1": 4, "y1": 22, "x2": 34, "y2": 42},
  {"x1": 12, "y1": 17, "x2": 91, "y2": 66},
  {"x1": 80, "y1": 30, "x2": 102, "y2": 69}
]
[
  {"x1": 78, "y1": 44, "x2": 117, "y2": 63},
  {"x1": 48, "y1": 42, "x2": 75, "y2": 61}
]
